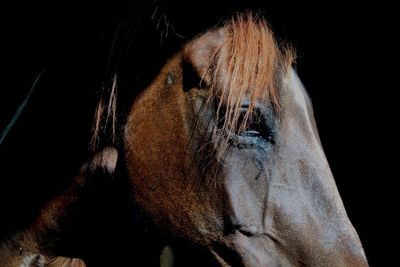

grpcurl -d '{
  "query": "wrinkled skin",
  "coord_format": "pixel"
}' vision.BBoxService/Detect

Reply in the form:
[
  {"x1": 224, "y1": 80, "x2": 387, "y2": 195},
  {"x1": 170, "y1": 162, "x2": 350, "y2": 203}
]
[{"x1": 124, "y1": 27, "x2": 368, "y2": 266}]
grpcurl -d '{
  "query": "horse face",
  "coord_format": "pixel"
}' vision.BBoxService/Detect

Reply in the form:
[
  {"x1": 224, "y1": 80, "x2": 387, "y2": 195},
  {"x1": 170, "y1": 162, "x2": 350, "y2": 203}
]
[
  {"x1": 124, "y1": 16, "x2": 368, "y2": 266},
  {"x1": 193, "y1": 71, "x2": 368, "y2": 266}
]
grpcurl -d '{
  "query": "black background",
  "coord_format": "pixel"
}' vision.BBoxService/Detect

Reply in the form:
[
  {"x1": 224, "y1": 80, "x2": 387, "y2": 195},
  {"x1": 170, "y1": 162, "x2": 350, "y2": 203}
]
[{"x1": 0, "y1": 1, "x2": 394, "y2": 265}]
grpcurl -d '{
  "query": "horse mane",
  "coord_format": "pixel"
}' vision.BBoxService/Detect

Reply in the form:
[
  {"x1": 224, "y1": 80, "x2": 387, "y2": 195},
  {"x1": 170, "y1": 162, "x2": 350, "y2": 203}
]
[
  {"x1": 204, "y1": 12, "x2": 294, "y2": 147},
  {"x1": 91, "y1": 74, "x2": 118, "y2": 150}
]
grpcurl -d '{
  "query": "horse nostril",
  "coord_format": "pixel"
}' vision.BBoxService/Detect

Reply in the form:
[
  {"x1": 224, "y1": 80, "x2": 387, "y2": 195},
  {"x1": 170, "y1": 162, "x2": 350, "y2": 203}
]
[
  {"x1": 234, "y1": 224, "x2": 264, "y2": 237},
  {"x1": 234, "y1": 227, "x2": 254, "y2": 238},
  {"x1": 236, "y1": 228, "x2": 255, "y2": 237}
]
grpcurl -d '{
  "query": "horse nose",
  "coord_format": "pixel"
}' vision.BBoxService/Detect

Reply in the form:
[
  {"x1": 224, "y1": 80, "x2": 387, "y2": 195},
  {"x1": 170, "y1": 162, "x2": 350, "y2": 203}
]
[
  {"x1": 324, "y1": 229, "x2": 369, "y2": 266},
  {"x1": 287, "y1": 221, "x2": 369, "y2": 266},
  {"x1": 332, "y1": 234, "x2": 368, "y2": 266}
]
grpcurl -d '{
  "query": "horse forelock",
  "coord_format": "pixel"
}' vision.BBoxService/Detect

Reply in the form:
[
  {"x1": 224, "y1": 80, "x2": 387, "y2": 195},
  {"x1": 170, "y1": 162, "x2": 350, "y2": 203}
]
[{"x1": 203, "y1": 12, "x2": 294, "y2": 147}]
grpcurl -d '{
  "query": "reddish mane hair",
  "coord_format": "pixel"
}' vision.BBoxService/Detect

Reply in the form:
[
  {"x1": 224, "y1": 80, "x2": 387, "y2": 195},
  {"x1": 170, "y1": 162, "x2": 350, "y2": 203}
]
[{"x1": 202, "y1": 13, "x2": 294, "y2": 148}]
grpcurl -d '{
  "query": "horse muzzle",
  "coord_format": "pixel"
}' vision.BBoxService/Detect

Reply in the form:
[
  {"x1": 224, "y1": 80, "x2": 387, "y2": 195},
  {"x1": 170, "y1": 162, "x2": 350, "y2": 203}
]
[{"x1": 209, "y1": 228, "x2": 369, "y2": 267}]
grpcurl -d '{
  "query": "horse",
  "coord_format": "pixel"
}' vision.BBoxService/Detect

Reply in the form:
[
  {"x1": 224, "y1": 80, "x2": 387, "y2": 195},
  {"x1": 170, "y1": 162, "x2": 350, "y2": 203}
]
[{"x1": 0, "y1": 13, "x2": 368, "y2": 266}]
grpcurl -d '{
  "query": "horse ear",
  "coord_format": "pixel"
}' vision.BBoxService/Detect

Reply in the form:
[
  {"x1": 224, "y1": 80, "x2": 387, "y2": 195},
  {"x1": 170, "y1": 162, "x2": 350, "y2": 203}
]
[{"x1": 183, "y1": 28, "x2": 225, "y2": 85}]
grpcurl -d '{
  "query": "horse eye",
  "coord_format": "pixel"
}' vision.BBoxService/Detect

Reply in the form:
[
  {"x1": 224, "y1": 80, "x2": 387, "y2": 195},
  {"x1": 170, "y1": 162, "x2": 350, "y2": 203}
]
[{"x1": 238, "y1": 109, "x2": 273, "y2": 142}]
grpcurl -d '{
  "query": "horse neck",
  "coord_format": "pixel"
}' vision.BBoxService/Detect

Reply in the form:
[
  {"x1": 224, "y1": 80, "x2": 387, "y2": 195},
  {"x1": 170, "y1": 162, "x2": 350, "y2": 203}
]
[{"x1": 0, "y1": 148, "x2": 118, "y2": 266}]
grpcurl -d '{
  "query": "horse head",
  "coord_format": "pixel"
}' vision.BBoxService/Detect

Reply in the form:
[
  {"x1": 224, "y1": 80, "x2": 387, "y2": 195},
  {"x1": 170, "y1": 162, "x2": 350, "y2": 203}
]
[{"x1": 124, "y1": 13, "x2": 368, "y2": 266}]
